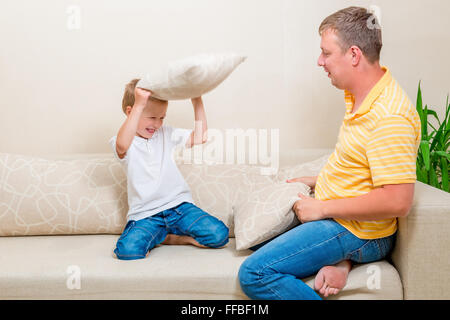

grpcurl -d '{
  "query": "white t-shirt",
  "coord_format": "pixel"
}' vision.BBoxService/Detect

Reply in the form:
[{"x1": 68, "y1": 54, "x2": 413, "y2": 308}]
[{"x1": 109, "y1": 125, "x2": 194, "y2": 221}]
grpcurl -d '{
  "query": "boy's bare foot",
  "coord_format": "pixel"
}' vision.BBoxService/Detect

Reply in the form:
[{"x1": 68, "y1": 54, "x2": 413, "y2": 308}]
[
  {"x1": 162, "y1": 234, "x2": 208, "y2": 248},
  {"x1": 314, "y1": 260, "x2": 351, "y2": 297}
]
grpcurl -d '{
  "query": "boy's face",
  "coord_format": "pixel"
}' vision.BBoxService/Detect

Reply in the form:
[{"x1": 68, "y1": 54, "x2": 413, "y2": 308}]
[
  {"x1": 131, "y1": 99, "x2": 168, "y2": 139},
  {"x1": 317, "y1": 29, "x2": 353, "y2": 90}
]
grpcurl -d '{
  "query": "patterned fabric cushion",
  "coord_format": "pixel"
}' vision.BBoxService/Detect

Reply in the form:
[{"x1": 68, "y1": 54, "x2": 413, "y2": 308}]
[
  {"x1": 233, "y1": 154, "x2": 330, "y2": 250},
  {"x1": 0, "y1": 153, "x2": 127, "y2": 236}
]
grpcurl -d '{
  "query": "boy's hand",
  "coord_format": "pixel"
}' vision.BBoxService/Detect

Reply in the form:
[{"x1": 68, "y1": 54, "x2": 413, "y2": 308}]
[
  {"x1": 191, "y1": 96, "x2": 203, "y2": 106},
  {"x1": 134, "y1": 87, "x2": 152, "y2": 107}
]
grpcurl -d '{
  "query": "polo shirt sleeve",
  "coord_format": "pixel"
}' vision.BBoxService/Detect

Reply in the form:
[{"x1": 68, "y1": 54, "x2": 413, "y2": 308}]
[
  {"x1": 109, "y1": 136, "x2": 128, "y2": 163},
  {"x1": 366, "y1": 115, "x2": 418, "y2": 186}
]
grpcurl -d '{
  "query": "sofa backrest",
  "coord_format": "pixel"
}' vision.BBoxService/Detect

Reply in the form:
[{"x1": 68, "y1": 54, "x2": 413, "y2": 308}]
[{"x1": 0, "y1": 150, "x2": 332, "y2": 237}]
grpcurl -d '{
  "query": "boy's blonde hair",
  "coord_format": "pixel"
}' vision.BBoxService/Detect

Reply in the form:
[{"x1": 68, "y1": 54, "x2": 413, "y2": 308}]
[
  {"x1": 319, "y1": 6, "x2": 382, "y2": 64},
  {"x1": 121, "y1": 78, "x2": 168, "y2": 114}
]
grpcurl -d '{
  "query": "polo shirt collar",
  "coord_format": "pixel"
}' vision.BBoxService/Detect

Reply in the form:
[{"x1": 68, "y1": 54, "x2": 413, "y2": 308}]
[
  {"x1": 134, "y1": 130, "x2": 159, "y2": 144},
  {"x1": 344, "y1": 66, "x2": 391, "y2": 120}
]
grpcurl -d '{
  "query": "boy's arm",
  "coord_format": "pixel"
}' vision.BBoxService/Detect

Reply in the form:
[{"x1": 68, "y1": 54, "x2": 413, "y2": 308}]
[
  {"x1": 116, "y1": 88, "x2": 152, "y2": 159},
  {"x1": 186, "y1": 96, "x2": 208, "y2": 148}
]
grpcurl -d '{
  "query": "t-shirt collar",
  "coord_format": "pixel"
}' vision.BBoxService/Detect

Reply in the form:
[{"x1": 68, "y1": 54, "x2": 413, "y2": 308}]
[{"x1": 134, "y1": 130, "x2": 159, "y2": 143}]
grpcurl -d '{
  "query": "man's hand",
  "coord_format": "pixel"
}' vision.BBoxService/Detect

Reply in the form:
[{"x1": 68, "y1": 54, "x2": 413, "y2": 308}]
[
  {"x1": 134, "y1": 87, "x2": 152, "y2": 107},
  {"x1": 292, "y1": 193, "x2": 326, "y2": 223},
  {"x1": 286, "y1": 176, "x2": 317, "y2": 192}
]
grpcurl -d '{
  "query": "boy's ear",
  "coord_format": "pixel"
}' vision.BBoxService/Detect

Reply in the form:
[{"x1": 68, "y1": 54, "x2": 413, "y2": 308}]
[{"x1": 125, "y1": 106, "x2": 132, "y2": 116}]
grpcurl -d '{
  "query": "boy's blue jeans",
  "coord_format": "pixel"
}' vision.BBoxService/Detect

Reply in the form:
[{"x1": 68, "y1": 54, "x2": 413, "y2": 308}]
[
  {"x1": 114, "y1": 202, "x2": 229, "y2": 260},
  {"x1": 238, "y1": 219, "x2": 396, "y2": 300}
]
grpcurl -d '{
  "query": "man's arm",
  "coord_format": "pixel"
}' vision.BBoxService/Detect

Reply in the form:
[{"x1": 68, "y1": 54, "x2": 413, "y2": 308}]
[
  {"x1": 292, "y1": 182, "x2": 414, "y2": 223},
  {"x1": 186, "y1": 96, "x2": 208, "y2": 148},
  {"x1": 322, "y1": 183, "x2": 414, "y2": 220}
]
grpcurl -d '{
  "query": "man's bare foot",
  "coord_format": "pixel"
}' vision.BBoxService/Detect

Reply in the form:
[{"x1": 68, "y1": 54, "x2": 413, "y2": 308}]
[
  {"x1": 161, "y1": 234, "x2": 208, "y2": 248},
  {"x1": 314, "y1": 260, "x2": 352, "y2": 297}
]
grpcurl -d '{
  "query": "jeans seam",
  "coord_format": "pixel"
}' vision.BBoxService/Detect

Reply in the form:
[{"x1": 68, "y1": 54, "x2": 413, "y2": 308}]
[
  {"x1": 115, "y1": 252, "x2": 146, "y2": 258},
  {"x1": 186, "y1": 214, "x2": 209, "y2": 233},
  {"x1": 145, "y1": 228, "x2": 165, "y2": 253},
  {"x1": 256, "y1": 229, "x2": 349, "y2": 282},
  {"x1": 346, "y1": 239, "x2": 372, "y2": 261},
  {"x1": 209, "y1": 233, "x2": 229, "y2": 247},
  {"x1": 119, "y1": 221, "x2": 135, "y2": 240}
]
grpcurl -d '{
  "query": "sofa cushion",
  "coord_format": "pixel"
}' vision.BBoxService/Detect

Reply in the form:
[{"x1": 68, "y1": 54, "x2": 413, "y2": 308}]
[
  {"x1": 233, "y1": 181, "x2": 310, "y2": 250},
  {"x1": 0, "y1": 153, "x2": 254, "y2": 237},
  {"x1": 0, "y1": 153, "x2": 128, "y2": 236},
  {"x1": 232, "y1": 154, "x2": 330, "y2": 250},
  {"x1": 0, "y1": 235, "x2": 402, "y2": 299},
  {"x1": 277, "y1": 153, "x2": 330, "y2": 184},
  {"x1": 177, "y1": 163, "x2": 271, "y2": 237},
  {"x1": 136, "y1": 53, "x2": 246, "y2": 101}
]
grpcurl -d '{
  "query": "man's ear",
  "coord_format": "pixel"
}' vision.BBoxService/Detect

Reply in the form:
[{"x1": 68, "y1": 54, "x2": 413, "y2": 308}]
[{"x1": 350, "y1": 46, "x2": 362, "y2": 66}]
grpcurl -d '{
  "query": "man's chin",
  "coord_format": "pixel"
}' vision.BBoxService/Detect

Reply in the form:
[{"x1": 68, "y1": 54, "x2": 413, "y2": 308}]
[{"x1": 331, "y1": 79, "x2": 344, "y2": 90}]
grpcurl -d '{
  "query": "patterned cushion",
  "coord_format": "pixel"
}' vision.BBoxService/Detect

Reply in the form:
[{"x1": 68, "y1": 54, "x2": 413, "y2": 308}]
[
  {"x1": 0, "y1": 153, "x2": 127, "y2": 236},
  {"x1": 0, "y1": 153, "x2": 266, "y2": 237},
  {"x1": 233, "y1": 154, "x2": 330, "y2": 250}
]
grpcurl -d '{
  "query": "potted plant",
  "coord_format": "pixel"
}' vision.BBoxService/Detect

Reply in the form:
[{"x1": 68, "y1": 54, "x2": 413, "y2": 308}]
[{"x1": 415, "y1": 82, "x2": 450, "y2": 192}]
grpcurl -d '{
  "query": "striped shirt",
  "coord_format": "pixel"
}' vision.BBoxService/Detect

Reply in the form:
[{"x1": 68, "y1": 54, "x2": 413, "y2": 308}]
[{"x1": 315, "y1": 67, "x2": 421, "y2": 239}]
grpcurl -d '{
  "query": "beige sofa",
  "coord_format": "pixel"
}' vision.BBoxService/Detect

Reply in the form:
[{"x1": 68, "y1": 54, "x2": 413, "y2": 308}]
[{"x1": 1, "y1": 149, "x2": 449, "y2": 300}]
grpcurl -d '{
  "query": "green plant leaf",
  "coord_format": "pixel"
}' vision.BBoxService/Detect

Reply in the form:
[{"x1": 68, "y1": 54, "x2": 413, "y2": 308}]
[
  {"x1": 440, "y1": 156, "x2": 449, "y2": 192},
  {"x1": 435, "y1": 151, "x2": 450, "y2": 161},
  {"x1": 420, "y1": 140, "x2": 431, "y2": 171},
  {"x1": 429, "y1": 166, "x2": 440, "y2": 188},
  {"x1": 426, "y1": 108, "x2": 441, "y2": 125},
  {"x1": 416, "y1": 166, "x2": 428, "y2": 184}
]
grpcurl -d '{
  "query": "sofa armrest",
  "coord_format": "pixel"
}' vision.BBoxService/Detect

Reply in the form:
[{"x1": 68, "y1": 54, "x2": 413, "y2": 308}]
[{"x1": 391, "y1": 181, "x2": 450, "y2": 300}]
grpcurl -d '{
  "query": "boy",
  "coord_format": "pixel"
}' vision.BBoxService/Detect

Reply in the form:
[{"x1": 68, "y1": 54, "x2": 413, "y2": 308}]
[{"x1": 110, "y1": 79, "x2": 229, "y2": 260}]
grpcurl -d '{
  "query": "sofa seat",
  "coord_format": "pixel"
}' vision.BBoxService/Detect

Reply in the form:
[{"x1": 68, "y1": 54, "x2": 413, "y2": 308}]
[{"x1": 0, "y1": 234, "x2": 402, "y2": 299}]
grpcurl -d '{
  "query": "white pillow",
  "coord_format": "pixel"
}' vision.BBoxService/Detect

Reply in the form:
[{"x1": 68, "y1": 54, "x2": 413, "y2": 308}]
[
  {"x1": 136, "y1": 53, "x2": 246, "y2": 100},
  {"x1": 233, "y1": 180, "x2": 310, "y2": 251}
]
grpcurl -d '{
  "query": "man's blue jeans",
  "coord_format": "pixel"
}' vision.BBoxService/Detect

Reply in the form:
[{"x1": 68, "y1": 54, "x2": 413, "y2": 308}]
[
  {"x1": 238, "y1": 219, "x2": 396, "y2": 300},
  {"x1": 114, "y1": 202, "x2": 229, "y2": 260}
]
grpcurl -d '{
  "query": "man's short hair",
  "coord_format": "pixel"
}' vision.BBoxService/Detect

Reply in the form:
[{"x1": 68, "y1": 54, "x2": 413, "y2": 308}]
[{"x1": 319, "y1": 6, "x2": 382, "y2": 64}]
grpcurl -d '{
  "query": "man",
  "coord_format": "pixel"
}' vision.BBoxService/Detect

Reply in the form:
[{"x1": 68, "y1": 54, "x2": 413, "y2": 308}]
[{"x1": 238, "y1": 6, "x2": 421, "y2": 299}]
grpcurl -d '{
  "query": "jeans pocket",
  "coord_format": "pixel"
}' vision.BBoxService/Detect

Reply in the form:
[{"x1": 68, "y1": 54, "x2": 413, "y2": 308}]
[
  {"x1": 375, "y1": 233, "x2": 396, "y2": 259},
  {"x1": 348, "y1": 240, "x2": 381, "y2": 264}
]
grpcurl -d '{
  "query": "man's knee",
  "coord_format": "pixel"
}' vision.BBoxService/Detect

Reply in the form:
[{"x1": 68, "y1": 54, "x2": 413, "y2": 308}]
[{"x1": 238, "y1": 257, "x2": 263, "y2": 297}]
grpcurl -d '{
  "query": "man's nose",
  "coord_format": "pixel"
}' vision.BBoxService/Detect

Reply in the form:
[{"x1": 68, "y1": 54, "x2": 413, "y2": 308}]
[{"x1": 317, "y1": 54, "x2": 324, "y2": 67}]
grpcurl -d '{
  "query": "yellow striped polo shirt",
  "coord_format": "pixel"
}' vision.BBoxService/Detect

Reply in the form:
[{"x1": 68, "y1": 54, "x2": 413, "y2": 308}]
[{"x1": 314, "y1": 66, "x2": 421, "y2": 239}]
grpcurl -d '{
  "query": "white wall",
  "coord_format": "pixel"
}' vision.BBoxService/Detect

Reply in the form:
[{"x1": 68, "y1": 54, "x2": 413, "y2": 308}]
[{"x1": 1, "y1": 0, "x2": 449, "y2": 156}]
